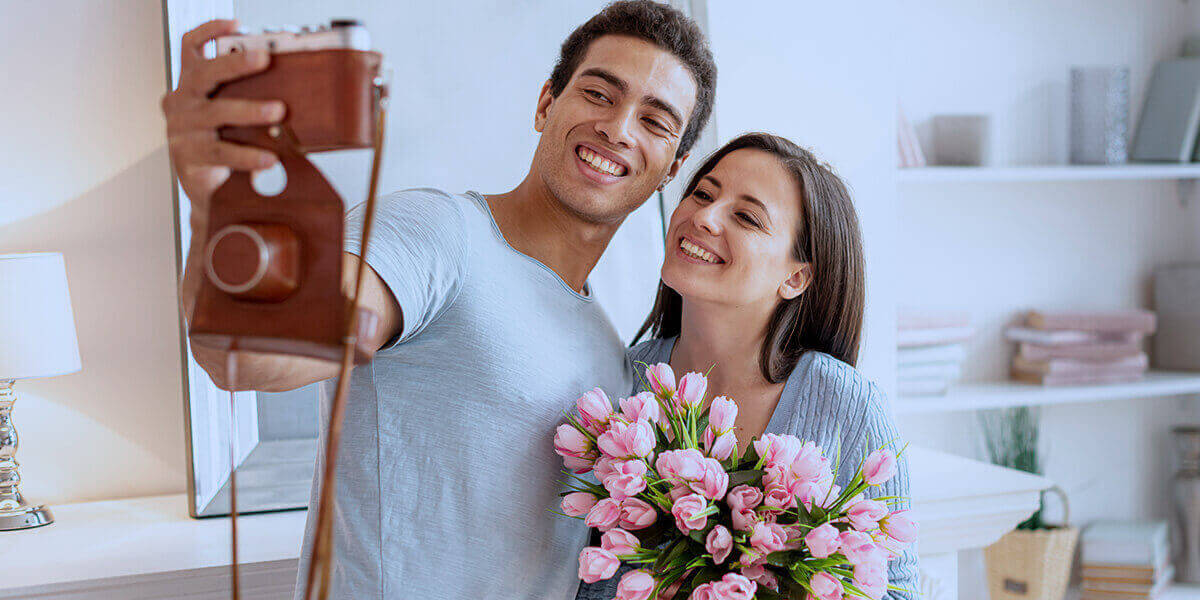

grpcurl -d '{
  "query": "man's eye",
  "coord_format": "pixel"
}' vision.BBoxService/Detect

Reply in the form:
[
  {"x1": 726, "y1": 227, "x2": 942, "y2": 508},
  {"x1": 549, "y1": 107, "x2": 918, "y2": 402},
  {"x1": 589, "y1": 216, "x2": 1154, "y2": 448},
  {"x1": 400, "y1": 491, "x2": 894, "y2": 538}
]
[{"x1": 585, "y1": 90, "x2": 610, "y2": 103}]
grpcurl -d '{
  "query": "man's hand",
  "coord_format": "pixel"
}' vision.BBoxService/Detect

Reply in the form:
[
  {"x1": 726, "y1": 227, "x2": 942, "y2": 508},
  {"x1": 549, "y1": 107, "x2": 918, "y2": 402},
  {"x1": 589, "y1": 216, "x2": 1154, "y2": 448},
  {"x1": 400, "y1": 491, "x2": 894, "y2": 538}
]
[{"x1": 162, "y1": 19, "x2": 286, "y2": 217}]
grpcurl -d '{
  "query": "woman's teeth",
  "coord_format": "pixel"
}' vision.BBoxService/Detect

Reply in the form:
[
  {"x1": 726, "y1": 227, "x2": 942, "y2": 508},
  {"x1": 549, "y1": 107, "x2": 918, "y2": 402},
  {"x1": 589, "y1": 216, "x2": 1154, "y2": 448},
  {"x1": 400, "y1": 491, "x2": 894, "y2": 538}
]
[
  {"x1": 577, "y1": 147, "x2": 627, "y2": 177},
  {"x1": 680, "y1": 238, "x2": 721, "y2": 264}
]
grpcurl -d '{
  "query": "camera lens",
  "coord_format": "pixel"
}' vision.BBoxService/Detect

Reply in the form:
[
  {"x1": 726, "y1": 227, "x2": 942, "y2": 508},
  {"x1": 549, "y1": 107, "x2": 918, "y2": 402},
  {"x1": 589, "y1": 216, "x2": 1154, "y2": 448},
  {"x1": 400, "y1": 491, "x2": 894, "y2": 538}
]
[{"x1": 331, "y1": 19, "x2": 360, "y2": 28}]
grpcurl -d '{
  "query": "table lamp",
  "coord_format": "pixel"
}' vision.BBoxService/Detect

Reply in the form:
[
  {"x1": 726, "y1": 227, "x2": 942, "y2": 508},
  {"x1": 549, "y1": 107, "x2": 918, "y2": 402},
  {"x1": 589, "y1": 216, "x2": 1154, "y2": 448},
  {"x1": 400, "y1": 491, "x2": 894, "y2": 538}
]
[{"x1": 0, "y1": 253, "x2": 81, "y2": 530}]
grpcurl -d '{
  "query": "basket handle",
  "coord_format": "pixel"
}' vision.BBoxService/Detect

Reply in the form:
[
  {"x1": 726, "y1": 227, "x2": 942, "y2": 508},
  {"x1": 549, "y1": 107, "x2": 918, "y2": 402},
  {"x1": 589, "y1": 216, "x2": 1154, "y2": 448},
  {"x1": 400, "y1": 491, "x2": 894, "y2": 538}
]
[{"x1": 1040, "y1": 484, "x2": 1070, "y2": 527}]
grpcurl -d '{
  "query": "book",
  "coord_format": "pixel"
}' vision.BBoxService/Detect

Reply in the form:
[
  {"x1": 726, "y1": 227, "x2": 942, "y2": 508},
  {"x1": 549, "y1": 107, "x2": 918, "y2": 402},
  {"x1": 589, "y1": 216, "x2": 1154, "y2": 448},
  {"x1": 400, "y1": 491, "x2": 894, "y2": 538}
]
[
  {"x1": 897, "y1": 361, "x2": 961, "y2": 380},
  {"x1": 1025, "y1": 310, "x2": 1157, "y2": 334},
  {"x1": 1082, "y1": 520, "x2": 1170, "y2": 567},
  {"x1": 1012, "y1": 353, "x2": 1148, "y2": 376},
  {"x1": 897, "y1": 377, "x2": 950, "y2": 396},
  {"x1": 1018, "y1": 340, "x2": 1141, "y2": 362},
  {"x1": 897, "y1": 326, "x2": 974, "y2": 348},
  {"x1": 1011, "y1": 369, "x2": 1145, "y2": 386},
  {"x1": 1130, "y1": 57, "x2": 1200, "y2": 162},
  {"x1": 898, "y1": 343, "x2": 966, "y2": 365},
  {"x1": 1082, "y1": 557, "x2": 1173, "y2": 582},
  {"x1": 1005, "y1": 327, "x2": 1142, "y2": 346},
  {"x1": 1083, "y1": 566, "x2": 1174, "y2": 594},
  {"x1": 898, "y1": 308, "x2": 971, "y2": 331}
]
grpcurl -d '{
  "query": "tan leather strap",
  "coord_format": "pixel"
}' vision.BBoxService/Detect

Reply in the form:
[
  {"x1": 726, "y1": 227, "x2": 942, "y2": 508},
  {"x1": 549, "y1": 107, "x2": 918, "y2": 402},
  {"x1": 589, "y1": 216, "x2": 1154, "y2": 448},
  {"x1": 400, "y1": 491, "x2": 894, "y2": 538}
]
[{"x1": 302, "y1": 80, "x2": 389, "y2": 600}]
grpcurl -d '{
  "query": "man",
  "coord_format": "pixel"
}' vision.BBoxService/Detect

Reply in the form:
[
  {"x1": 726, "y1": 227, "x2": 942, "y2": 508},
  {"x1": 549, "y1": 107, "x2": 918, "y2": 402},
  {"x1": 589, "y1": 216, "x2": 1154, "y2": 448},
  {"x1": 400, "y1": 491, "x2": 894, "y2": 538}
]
[{"x1": 161, "y1": 2, "x2": 716, "y2": 598}]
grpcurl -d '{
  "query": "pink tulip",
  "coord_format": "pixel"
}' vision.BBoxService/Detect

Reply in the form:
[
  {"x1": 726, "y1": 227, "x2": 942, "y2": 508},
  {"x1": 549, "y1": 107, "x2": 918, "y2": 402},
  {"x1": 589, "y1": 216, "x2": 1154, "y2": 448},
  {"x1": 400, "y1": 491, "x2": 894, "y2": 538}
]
[
  {"x1": 753, "y1": 433, "x2": 803, "y2": 469},
  {"x1": 815, "y1": 484, "x2": 843, "y2": 510},
  {"x1": 839, "y1": 530, "x2": 885, "y2": 566},
  {"x1": 847, "y1": 498, "x2": 889, "y2": 530},
  {"x1": 762, "y1": 484, "x2": 797, "y2": 512},
  {"x1": 731, "y1": 507, "x2": 759, "y2": 532},
  {"x1": 602, "y1": 459, "x2": 648, "y2": 501},
  {"x1": 619, "y1": 498, "x2": 657, "y2": 530},
  {"x1": 708, "y1": 396, "x2": 737, "y2": 432},
  {"x1": 691, "y1": 458, "x2": 729, "y2": 500},
  {"x1": 598, "y1": 419, "x2": 655, "y2": 459},
  {"x1": 726, "y1": 485, "x2": 763, "y2": 512},
  {"x1": 577, "y1": 546, "x2": 619, "y2": 583},
  {"x1": 645, "y1": 363, "x2": 676, "y2": 398},
  {"x1": 689, "y1": 583, "x2": 717, "y2": 600},
  {"x1": 706, "y1": 430, "x2": 738, "y2": 461},
  {"x1": 712, "y1": 573, "x2": 757, "y2": 600},
  {"x1": 593, "y1": 456, "x2": 618, "y2": 481},
  {"x1": 790, "y1": 441, "x2": 830, "y2": 483},
  {"x1": 705, "y1": 524, "x2": 733, "y2": 564},
  {"x1": 562, "y1": 454, "x2": 595, "y2": 474},
  {"x1": 584, "y1": 498, "x2": 621, "y2": 531},
  {"x1": 655, "y1": 449, "x2": 706, "y2": 486},
  {"x1": 615, "y1": 569, "x2": 656, "y2": 600},
  {"x1": 601, "y1": 528, "x2": 640, "y2": 556},
  {"x1": 619, "y1": 392, "x2": 663, "y2": 427},
  {"x1": 853, "y1": 560, "x2": 888, "y2": 600},
  {"x1": 561, "y1": 492, "x2": 598, "y2": 517},
  {"x1": 863, "y1": 448, "x2": 897, "y2": 486},
  {"x1": 880, "y1": 509, "x2": 918, "y2": 543},
  {"x1": 872, "y1": 530, "x2": 909, "y2": 559},
  {"x1": 750, "y1": 521, "x2": 789, "y2": 554},
  {"x1": 554, "y1": 424, "x2": 592, "y2": 458},
  {"x1": 809, "y1": 571, "x2": 844, "y2": 600},
  {"x1": 671, "y1": 493, "x2": 709, "y2": 533},
  {"x1": 677, "y1": 372, "x2": 708, "y2": 409},
  {"x1": 805, "y1": 523, "x2": 842, "y2": 558},
  {"x1": 576, "y1": 388, "x2": 614, "y2": 434}
]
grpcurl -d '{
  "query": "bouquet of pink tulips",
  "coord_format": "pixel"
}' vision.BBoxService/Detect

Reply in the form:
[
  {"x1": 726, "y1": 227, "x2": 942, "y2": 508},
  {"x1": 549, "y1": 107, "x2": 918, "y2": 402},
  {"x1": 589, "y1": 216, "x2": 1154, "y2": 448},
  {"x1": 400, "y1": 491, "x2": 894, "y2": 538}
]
[{"x1": 553, "y1": 363, "x2": 917, "y2": 600}]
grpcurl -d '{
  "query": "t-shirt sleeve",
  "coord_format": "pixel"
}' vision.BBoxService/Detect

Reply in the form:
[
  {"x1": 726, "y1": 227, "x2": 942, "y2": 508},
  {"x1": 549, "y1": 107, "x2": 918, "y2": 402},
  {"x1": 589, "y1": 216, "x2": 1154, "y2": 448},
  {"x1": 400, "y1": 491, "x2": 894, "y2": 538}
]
[{"x1": 343, "y1": 188, "x2": 470, "y2": 352}]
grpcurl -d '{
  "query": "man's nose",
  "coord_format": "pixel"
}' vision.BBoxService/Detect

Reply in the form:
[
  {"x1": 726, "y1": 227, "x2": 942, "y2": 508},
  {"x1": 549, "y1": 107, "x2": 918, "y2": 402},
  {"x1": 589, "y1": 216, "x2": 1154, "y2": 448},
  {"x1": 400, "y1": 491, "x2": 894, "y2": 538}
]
[{"x1": 595, "y1": 105, "x2": 637, "y2": 149}]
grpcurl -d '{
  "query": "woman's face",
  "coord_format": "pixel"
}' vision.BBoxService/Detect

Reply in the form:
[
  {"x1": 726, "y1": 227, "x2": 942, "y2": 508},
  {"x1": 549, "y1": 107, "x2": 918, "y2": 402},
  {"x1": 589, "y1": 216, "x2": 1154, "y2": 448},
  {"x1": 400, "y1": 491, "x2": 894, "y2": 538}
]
[{"x1": 661, "y1": 148, "x2": 810, "y2": 310}]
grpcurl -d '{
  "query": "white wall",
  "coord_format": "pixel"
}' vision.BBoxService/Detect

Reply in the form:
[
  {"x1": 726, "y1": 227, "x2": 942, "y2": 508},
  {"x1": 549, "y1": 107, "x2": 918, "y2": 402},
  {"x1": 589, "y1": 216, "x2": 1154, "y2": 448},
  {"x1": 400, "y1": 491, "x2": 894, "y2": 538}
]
[{"x1": 0, "y1": 0, "x2": 185, "y2": 504}]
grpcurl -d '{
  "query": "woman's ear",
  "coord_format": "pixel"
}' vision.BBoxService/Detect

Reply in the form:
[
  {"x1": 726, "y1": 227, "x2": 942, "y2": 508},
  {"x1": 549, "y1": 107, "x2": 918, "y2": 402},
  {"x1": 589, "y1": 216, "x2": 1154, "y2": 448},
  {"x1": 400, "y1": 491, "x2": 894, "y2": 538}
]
[
  {"x1": 779, "y1": 263, "x2": 813, "y2": 300},
  {"x1": 534, "y1": 80, "x2": 554, "y2": 133}
]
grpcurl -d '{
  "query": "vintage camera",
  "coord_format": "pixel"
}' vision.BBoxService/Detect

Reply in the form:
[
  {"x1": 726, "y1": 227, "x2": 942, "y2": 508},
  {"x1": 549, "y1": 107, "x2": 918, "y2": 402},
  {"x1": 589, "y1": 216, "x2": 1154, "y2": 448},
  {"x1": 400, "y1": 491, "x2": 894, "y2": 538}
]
[{"x1": 188, "y1": 20, "x2": 386, "y2": 365}]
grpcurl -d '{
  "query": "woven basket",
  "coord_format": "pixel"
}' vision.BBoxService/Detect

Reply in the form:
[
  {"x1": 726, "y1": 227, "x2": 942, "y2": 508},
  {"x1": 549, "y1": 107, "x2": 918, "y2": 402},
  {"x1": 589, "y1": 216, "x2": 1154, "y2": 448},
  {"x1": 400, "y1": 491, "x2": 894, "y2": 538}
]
[{"x1": 984, "y1": 486, "x2": 1080, "y2": 600}]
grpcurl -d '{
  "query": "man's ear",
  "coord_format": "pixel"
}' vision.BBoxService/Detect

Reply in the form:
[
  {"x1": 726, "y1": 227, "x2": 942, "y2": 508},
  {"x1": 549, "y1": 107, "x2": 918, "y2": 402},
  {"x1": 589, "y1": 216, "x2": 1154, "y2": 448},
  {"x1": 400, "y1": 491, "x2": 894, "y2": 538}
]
[
  {"x1": 779, "y1": 263, "x2": 813, "y2": 300},
  {"x1": 661, "y1": 151, "x2": 689, "y2": 189},
  {"x1": 534, "y1": 80, "x2": 555, "y2": 133}
]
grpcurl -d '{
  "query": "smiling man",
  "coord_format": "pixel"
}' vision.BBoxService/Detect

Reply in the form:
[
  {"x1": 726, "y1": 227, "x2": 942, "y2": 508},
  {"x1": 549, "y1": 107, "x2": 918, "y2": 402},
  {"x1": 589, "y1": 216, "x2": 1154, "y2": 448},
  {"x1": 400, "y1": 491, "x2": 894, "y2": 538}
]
[{"x1": 161, "y1": 2, "x2": 715, "y2": 599}]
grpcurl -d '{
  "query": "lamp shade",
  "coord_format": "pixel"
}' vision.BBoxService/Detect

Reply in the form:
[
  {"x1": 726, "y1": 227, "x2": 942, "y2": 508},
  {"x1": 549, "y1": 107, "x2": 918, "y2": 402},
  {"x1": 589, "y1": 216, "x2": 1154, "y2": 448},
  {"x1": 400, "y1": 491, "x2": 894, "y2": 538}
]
[{"x1": 0, "y1": 253, "x2": 81, "y2": 379}]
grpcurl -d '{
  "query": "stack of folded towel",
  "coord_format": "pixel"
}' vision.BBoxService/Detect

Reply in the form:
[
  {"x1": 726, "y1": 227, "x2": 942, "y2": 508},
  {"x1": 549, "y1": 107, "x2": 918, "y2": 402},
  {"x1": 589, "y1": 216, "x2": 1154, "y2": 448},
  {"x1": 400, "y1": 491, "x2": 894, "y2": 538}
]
[
  {"x1": 897, "y1": 309, "x2": 972, "y2": 396},
  {"x1": 1005, "y1": 309, "x2": 1156, "y2": 386}
]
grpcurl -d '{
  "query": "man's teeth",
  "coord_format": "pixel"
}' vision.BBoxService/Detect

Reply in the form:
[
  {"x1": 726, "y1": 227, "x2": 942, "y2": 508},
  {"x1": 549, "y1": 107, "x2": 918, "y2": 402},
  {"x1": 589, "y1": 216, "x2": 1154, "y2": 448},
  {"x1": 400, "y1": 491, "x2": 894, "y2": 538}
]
[
  {"x1": 680, "y1": 239, "x2": 720, "y2": 264},
  {"x1": 577, "y1": 147, "x2": 627, "y2": 177}
]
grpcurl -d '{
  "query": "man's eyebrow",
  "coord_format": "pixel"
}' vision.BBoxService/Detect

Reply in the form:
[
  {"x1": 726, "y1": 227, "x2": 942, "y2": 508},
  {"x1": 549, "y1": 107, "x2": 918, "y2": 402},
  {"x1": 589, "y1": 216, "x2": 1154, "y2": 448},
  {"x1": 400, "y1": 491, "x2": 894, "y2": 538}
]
[{"x1": 578, "y1": 67, "x2": 686, "y2": 130}]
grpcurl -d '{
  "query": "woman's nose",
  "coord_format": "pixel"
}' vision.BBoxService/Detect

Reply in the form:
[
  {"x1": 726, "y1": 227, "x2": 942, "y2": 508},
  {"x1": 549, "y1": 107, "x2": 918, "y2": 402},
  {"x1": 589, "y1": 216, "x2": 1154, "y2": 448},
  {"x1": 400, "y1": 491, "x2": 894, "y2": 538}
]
[{"x1": 692, "y1": 204, "x2": 723, "y2": 236}]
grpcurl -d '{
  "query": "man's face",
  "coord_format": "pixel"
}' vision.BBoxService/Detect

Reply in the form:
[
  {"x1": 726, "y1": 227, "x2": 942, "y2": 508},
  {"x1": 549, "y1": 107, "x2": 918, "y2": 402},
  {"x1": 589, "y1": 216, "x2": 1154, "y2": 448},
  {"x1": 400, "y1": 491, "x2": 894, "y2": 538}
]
[{"x1": 532, "y1": 35, "x2": 698, "y2": 224}]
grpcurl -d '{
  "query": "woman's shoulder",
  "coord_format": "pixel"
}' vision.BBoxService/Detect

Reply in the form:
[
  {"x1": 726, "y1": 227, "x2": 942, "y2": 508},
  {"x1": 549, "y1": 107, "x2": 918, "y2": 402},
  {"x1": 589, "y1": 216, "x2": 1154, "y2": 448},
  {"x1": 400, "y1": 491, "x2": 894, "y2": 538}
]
[{"x1": 787, "y1": 350, "x2": 887, "y2": 413}]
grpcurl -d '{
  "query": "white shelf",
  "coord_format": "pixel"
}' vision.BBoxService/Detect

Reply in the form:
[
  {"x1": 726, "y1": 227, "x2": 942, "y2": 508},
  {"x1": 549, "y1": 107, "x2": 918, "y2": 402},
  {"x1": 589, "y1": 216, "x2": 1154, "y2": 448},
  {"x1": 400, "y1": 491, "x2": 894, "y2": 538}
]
[
  {"x1": 1066, "y1": 584, "x2": 1200, "y2": 600},
  {"x1": 896, "y1": 370, "x2": 1200, "y2": 415},
  {"x1": 897, "y1": 164, "x2": 1200, "y2": 183}
]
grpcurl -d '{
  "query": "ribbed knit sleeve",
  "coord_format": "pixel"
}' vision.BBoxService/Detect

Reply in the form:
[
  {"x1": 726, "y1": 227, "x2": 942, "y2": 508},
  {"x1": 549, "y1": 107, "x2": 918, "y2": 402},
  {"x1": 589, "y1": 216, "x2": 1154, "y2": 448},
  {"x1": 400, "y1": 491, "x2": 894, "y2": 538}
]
[{"x1": 790, "y1": 354, "x2": 920, "y2": 600}]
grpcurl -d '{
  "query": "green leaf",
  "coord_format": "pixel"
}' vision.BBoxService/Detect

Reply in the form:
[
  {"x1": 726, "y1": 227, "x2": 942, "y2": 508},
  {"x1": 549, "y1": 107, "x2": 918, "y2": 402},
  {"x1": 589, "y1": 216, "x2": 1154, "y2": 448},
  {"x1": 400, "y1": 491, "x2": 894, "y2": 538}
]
[
  {"x1": 728, "y1": 469, "x2": 764, "y2": 488},
  {"x1": 764, "y1": 550, "x2": 802, "y2": 568}
]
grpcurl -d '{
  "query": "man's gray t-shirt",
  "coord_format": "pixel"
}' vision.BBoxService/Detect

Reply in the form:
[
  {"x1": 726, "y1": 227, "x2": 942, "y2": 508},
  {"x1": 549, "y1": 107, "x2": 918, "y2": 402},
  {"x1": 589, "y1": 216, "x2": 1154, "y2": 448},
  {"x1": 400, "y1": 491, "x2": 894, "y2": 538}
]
[{"x1": 293, "y1": 188, "x2": 632, "y2": 599}]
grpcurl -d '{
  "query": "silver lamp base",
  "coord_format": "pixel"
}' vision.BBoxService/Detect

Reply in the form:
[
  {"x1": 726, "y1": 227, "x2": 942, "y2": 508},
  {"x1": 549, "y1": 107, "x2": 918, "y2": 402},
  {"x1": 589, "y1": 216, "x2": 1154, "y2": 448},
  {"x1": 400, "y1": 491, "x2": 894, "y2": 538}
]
[
  {"x1": 0, "y1": 502, "x2": 52, "y2": 531},
  {"x1": 0, "y1": 379, "x2": 54, "y2": 530}
]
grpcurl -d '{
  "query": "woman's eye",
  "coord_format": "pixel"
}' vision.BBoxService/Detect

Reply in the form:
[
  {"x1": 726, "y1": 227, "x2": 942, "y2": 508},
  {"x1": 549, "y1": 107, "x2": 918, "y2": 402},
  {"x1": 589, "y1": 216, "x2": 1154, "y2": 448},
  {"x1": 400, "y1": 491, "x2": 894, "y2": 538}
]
[
  {"x1": 643, "y1": 118, "x2": 667, "y2": 132},
  {"x1": 693, "y1": 190, "x2": 712, "y2": 202},
  {"x1": 738, "y1": 213, "x2": 761, "y2": 227}
]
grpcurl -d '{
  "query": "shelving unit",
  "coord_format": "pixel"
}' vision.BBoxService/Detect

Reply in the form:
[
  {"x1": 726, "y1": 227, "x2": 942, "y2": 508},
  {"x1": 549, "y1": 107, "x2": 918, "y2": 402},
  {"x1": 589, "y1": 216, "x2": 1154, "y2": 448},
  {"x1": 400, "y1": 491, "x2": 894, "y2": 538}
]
[
  {"x1": 897, "y1": 371, "x2": 1200, "y2": 415},
  {"x1": 898, "y1": 164, "x2": 1200, "y2": 184}
]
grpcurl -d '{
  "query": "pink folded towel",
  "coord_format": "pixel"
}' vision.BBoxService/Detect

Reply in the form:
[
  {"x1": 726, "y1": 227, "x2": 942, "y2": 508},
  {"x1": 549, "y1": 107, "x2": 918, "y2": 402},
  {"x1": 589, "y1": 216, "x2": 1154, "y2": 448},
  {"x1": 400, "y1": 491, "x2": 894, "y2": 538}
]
[
  {"x1": 1024, "y1": 309, "x2": 1156, "y2": 334},
  {"x1": 1018, "y1": 341, "x2": 1142, "y2": 362}
]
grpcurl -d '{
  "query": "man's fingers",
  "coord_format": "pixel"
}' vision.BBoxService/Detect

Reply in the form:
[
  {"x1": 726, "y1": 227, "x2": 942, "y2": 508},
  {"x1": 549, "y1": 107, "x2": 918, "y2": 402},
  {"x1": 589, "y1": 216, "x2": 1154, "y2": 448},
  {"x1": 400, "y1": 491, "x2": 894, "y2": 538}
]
[
  {"x1": 180, "y1": 19, "x2": 239, "y2": 72},
  {"x1": 181, "y1": 49, "x2": 271, "y2": 97},
  {"x1": 168, "y1": 98, "x2": 286, "y2": 133},
  {"x1": 171, "y1": 134, "x2": 279, "y2": 172}
]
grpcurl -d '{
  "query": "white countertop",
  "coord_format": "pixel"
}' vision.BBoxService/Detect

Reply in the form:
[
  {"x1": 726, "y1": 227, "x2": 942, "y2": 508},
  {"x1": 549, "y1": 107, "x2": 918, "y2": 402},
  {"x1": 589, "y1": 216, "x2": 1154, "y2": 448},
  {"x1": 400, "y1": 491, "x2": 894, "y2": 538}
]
[{"x1": 0, "y1": 446, "x2": 1048, "y2": 594}]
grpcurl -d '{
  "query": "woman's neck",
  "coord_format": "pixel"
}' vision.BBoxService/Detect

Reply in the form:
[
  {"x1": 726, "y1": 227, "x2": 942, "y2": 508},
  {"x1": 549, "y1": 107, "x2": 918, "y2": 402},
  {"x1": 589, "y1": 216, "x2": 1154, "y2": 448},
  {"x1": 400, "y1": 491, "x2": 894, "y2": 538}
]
[{"x1": 670, "y1": 298, "x2": 777, "y2": 399}]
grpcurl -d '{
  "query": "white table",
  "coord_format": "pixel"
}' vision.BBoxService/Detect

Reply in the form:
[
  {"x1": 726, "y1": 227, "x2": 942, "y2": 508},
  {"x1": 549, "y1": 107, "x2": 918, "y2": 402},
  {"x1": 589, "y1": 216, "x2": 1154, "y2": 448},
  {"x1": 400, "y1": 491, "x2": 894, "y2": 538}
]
[{"x1": 0, "y1": 447, "x2": 1050, "y2": 599}]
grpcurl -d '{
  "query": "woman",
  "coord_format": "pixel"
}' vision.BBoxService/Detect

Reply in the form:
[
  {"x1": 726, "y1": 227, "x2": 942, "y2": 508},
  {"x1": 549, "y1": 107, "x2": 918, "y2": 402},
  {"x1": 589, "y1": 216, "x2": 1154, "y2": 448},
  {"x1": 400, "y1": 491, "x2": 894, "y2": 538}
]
[{"x1": 578, "y1": 133, "x2": 919, "y2": 599}]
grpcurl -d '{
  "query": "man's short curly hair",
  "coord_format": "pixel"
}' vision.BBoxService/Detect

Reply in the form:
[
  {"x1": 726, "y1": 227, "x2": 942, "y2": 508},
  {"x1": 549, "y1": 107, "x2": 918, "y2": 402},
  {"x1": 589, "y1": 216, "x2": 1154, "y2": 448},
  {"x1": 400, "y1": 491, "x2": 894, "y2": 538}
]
[{"x1": 548, "y1": 0, "x2": 716, "y2": 158}]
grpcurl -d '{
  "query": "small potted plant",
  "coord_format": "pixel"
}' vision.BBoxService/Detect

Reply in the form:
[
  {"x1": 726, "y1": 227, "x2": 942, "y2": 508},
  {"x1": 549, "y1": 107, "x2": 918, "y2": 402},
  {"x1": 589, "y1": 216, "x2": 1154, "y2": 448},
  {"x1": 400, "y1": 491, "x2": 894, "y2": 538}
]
[{"x1": 979, "y1": 407, "x2": 1079, "y2": 600}]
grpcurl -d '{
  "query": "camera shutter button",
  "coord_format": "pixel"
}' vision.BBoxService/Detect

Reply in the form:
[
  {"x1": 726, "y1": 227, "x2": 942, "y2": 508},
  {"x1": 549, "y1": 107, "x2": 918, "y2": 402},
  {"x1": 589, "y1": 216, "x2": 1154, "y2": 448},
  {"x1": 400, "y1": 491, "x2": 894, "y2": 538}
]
[{"x1": 205, "y1": 223, "x2": 300, "y2": 302}]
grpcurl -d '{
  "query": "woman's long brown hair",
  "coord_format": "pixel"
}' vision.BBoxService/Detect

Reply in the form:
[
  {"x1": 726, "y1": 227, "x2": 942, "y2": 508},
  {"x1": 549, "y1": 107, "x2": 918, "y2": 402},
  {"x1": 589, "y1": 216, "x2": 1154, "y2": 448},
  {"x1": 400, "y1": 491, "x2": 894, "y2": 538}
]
[{"x1": 633, "y1": 132, "x2": 866, "y2": 381}]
